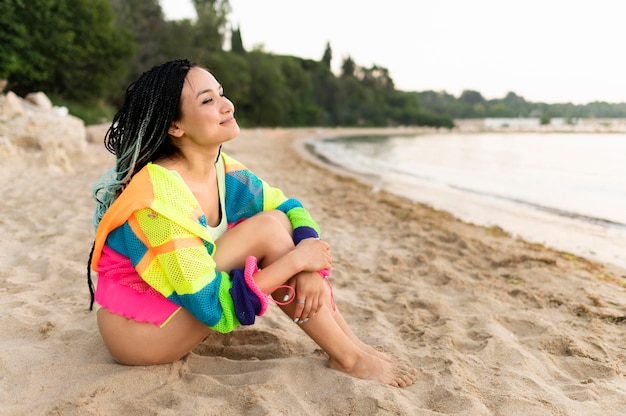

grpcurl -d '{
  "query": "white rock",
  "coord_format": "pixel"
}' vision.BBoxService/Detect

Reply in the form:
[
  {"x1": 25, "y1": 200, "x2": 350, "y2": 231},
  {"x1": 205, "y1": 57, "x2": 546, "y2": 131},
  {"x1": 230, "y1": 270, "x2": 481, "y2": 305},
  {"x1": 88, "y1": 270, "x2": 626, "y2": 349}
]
[
  {"x1": 0, "y1": 90, "x2": 88, "y2": 171},
  {"x1": 1, "y1": 91, "x2": 25, "y2": 117},
  {"x1": 26, "y1": 92, "x2": 53, "y2": 110}
]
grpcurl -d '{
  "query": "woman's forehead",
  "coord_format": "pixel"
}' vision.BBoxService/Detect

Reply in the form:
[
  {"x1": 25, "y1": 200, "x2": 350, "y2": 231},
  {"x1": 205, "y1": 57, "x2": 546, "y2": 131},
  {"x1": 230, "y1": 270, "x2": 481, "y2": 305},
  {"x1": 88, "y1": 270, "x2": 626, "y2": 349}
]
[{"x1": 184, "y1": 68, "x2": 219, "y2": 94}]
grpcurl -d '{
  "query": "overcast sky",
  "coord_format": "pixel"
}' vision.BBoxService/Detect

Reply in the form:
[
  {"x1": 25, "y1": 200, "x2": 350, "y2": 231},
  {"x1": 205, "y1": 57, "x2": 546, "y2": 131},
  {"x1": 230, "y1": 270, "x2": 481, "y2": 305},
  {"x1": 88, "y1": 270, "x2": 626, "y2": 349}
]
[{"x1": 160, "y1": 0, "x2": 626, "y2": 104}]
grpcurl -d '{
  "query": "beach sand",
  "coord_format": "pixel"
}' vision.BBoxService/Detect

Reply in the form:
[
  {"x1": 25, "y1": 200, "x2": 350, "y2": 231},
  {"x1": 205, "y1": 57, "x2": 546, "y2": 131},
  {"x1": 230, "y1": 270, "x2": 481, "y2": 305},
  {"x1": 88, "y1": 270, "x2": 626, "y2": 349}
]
[{"x1": 1, "y1": 127, "x2": 625, "y2": 415}]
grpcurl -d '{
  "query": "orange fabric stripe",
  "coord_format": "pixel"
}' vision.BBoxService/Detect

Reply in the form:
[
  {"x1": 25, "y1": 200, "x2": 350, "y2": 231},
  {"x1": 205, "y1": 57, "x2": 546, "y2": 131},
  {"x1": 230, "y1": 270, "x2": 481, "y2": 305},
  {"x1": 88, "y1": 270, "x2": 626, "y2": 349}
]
[
  {"x1": 135, "y1": 252, "x2": 154, "y2": 276},
  {"x1": 224, "y1": 161, "x2": 246, "y2": 173},
  {"x1": 135, "y1": 237, "x2": 203, "y2": 275},
  {"x1": 127, "y1": 214, "x2": 155, "y2": 275},
  {"x1": 152, "y1": 237, "x2": 204, "y2": 255},
  {"x1": 127, "y1": 214, "x2": 151, "y2": 247}
]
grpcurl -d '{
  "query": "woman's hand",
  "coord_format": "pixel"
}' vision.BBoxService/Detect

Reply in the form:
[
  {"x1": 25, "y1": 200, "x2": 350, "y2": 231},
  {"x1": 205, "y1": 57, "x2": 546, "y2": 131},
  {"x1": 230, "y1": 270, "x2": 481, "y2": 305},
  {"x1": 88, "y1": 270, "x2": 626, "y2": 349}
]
[
  {"x1": 293, "y1": 238, "x2": 332, "y2": 273},
  {"x1": 289, "y1": 271, "x2": 327, "y2": 324}
]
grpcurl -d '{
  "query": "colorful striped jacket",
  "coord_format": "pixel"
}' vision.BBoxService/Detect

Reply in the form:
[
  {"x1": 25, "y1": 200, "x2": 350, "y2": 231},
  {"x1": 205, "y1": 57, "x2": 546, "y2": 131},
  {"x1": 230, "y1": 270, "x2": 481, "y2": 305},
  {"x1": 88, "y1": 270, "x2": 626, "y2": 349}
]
[{"x1": 91, "y1": 153, "x2": 321, "y2": 332}]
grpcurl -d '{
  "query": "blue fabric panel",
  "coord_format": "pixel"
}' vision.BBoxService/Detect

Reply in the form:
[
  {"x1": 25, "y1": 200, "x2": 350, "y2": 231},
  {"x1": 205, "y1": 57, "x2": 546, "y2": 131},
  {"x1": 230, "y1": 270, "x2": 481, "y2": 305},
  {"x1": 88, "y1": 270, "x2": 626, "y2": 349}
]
[
  {"x1": 168, "y1": 271, "x2": 224, "y2": 327},
  {"x1": 106, "y1": 223, "x2": 148, "y2": 267},
  {"x1": 224, "y1": 171, "x2": 264, "y2": 222}
]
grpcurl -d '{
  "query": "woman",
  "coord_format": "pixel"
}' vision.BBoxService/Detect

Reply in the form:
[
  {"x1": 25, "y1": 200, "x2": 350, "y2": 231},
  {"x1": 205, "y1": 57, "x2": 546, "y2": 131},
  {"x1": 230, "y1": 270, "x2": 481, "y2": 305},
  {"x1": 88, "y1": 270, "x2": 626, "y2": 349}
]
[{"x1": 88, "y1": 59, "x2": 415, "y2": 387}]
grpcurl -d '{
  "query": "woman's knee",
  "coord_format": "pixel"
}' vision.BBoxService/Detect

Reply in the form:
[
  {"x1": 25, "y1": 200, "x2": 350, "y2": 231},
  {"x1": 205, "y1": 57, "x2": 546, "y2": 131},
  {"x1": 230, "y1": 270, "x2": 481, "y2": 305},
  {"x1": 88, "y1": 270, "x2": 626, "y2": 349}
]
[
  {"x1": 256, "y1": 210, "x2": 292, "y2": 236},
  {"x1": 244, "y1": 211, "x2": 293, "y2": 246},
  {"x1": 214, "y1": 210, "x2": 294, "y2": 270}
]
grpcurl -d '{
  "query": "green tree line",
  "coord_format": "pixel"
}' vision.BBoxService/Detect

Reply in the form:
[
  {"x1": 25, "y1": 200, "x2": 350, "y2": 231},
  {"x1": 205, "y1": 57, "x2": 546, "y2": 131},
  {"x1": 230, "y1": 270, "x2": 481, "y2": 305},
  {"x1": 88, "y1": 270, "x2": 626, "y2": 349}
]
[
  {"x1": 417, "y1": 90, "x2": 626, "y2": 122},
  {"x1": 1, "y1": 0, "x2": 624, "y2": 127}
]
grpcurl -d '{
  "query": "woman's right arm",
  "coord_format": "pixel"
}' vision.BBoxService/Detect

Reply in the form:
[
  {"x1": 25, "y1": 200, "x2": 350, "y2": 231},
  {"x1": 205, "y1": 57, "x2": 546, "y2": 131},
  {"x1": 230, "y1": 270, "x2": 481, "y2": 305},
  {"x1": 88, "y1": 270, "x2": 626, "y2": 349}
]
[{"x1": 248, "y1": 238, "x2": 332, "y2": 293}]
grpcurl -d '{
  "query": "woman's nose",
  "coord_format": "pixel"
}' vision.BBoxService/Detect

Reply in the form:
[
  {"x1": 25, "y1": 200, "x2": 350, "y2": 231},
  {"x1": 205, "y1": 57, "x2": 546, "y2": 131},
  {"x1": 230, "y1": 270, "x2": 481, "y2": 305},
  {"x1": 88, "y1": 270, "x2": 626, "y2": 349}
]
[{"x1": 221, "y1": 96, "x2": 234, "y2": 113}]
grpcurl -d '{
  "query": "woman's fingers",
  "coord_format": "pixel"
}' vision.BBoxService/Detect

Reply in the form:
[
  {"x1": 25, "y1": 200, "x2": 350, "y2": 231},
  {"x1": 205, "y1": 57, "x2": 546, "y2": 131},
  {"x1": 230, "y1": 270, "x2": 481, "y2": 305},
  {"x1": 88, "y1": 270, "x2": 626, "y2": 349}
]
[
  {"x1": 294, "y1": 294, "x2": 324, "y2": 325},
  {"x1": 296, "y1": 238, "x2": 332, "y2": 272},
  {"x1": 291, "y1": 269, "x2": 328, "y2": 324},
  {"x1": 293, "y1": 298, "x2": 307, "y2": 324}
]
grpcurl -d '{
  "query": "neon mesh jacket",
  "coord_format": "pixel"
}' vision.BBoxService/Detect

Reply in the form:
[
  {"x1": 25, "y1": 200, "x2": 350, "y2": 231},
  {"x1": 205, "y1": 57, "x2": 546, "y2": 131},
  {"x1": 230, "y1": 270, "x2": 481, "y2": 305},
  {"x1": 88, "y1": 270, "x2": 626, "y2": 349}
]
[{"x1": 90, "y1": 152, "x2": 321, "y2": 332}]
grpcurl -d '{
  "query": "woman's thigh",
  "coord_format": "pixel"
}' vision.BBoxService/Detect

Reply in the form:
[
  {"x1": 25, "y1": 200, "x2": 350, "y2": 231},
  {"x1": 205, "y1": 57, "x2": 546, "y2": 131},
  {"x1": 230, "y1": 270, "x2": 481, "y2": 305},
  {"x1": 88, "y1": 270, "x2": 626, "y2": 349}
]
[
  {"x1": 97, "y1": 307, "x2": 210, "y2": 365},
  {"x1": 213, "y1": 210, "x2": 294, "y2": 272}
]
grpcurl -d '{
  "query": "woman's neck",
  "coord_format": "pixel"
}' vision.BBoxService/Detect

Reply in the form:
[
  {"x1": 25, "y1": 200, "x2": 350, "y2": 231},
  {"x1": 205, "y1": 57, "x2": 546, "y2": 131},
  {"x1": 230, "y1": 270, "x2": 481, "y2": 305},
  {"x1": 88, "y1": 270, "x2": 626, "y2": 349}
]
[{"x1": 156, "y1": 147, "x2": 220, "y2": 181}]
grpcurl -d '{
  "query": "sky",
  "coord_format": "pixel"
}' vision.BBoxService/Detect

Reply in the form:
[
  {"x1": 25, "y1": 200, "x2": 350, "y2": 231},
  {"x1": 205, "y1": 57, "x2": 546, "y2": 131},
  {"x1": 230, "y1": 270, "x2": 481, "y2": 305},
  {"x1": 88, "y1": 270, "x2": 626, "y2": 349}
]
[{"x1": 160, "y1": 0, "x2": 626, "y2": 104}]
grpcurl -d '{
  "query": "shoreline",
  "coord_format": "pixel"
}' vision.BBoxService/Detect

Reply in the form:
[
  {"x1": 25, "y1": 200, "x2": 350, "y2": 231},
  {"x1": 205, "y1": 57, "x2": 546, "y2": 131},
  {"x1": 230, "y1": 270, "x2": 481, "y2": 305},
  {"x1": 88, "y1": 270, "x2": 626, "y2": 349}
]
[
  {"x1": 1, "y1": 126, "x2": 625, "y2": 415},
  {"x1": 294, "y1": 127, "x2": 626, "y2": 275}
]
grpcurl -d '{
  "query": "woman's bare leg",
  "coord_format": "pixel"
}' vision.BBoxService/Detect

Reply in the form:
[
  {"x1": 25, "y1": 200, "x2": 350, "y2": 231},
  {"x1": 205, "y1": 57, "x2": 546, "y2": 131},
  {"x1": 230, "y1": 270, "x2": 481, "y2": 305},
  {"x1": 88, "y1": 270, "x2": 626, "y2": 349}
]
[
  {"x1": 272, "y1": 284, "x2": 416, "y2": 387},
  {"x1": 239, "y1": 213, "x2": 417, "y2": 387},
  {"x1": 97, "y1": 307, "x2": 211, "y2": 365},
  {"x1": 323, "y1": 303, "x2": 395, "y2": 363},
  {"x1": 214, "y1": 211, "x2": 415, "y2": 386}
]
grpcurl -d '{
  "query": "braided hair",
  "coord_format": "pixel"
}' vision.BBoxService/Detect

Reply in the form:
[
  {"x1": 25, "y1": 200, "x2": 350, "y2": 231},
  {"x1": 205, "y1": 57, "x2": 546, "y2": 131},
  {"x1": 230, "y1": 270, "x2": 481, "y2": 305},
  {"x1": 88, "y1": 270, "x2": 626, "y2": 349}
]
[{"x1": 87, "y1": 59, "x2": 196, "y2": 309}]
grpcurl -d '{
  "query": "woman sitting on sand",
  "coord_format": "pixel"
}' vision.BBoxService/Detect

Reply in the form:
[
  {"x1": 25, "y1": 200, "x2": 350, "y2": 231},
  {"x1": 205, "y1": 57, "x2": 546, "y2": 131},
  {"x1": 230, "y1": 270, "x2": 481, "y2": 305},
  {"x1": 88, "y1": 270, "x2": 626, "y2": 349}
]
[{"x1": 87, "y1": 59, "x2": 415, "y2": 387}]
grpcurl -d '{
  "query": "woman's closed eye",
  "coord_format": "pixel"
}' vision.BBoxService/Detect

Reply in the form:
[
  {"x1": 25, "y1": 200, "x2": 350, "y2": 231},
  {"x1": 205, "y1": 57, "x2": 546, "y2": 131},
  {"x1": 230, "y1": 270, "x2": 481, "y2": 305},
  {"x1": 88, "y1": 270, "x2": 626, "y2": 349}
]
[{"x1": 201, "y1": 88, "x2": 225, "y2": 104}]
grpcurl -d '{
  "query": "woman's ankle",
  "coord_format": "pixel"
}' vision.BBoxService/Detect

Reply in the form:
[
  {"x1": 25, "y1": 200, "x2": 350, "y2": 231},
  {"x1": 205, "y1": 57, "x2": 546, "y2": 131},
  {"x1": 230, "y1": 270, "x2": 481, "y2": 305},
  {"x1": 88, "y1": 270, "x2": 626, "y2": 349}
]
[{"x1": 328, "y1": 349, "x2": 364, "y2": 373}]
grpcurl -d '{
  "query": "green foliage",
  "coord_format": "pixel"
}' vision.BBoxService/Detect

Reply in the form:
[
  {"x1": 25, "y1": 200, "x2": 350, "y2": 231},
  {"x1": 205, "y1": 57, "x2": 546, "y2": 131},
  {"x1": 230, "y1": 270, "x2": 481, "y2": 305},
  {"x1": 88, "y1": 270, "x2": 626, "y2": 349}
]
[
  {"x1": 341, "y1": 56, "x2": 357, "y2": 78},
  {"x1": 4, "y1": 0, "x2": 623, "y2": 128},
  {"x1": 109, "y1": 0, "x2": 166, "y2": 101},
  {"x1": 3, "y1": 0, "x2": 134, "y2": 100},
  {"x1": 321, "y1": 42, "x2": 332, "y2": 69},
  {"x1": 230, "y1": 26, "x2": 245, "y2": 53},
  {"x1": 50, "y1": 95, "x2": 118, "y2": 125},
  {"x1": 192, "y1": 0, "x2": 231, "y2": 52},
  {"x1": 0, "y1": 0, "x2": 27, "y2": 80},
  {"x1": 159, "y1": 19, "x2": 200, "y2": 62},
  {"x1": 418, "y1": 91, "x2": 626, "y2": 120}
]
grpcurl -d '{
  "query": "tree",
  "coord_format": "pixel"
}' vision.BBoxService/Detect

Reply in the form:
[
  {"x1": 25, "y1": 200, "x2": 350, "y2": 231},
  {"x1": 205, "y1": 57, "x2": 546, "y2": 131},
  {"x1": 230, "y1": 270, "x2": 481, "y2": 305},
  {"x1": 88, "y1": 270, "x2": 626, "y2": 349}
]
[
  {"x1": 230, "y1": 25, "x2": 245, "y2": 53},
  {"x1": 358, "y1": 64, "x2": 394, "y2": 90},
  {"x1": 3, "y1": 0, "x2": 134, "y2": 99},
  {"x1": 241, "y1": 52, "x2": 289, "y2": 126},
  {"x1": 192, "y1": 0, "x2": 231, "y2": 51},
  {"x1": 0, "y1": 1, "x2": 27, "y2": 82},
  {"x1": 110, "y1": 0, "x2": 167, "y2": 94},
  {"x1": 159, "y1": 19, "x2": 199, "y2": 62},
  {"x1": 459, "y1": 89, "x2": 486, "y2": 105},
  {"x1": 340, "y1": 55, "x2": 356, "y2": 78},
  {"x1": 321, "y1": 42, "x2": 332, "y2": 69}
]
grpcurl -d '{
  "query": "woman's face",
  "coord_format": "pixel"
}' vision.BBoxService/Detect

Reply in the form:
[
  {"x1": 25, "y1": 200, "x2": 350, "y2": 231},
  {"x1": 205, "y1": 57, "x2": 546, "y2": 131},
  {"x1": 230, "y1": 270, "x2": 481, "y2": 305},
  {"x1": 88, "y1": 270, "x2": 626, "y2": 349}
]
[{"x1": 170, "y1": 67, "x2": 240, "y2": 151}]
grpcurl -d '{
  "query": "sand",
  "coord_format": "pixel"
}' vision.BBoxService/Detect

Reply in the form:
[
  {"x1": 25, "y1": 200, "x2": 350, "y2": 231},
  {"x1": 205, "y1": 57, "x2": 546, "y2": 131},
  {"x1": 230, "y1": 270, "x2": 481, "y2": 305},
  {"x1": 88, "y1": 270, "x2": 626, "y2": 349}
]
[{"x1": 1, "y1": 127, "x2": 625, "y2": 415}]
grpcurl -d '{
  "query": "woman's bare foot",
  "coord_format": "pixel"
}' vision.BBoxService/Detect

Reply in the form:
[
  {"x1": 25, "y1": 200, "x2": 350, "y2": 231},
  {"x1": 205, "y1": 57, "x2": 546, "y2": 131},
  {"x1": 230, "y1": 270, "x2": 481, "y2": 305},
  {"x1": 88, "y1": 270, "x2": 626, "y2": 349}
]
[
  {"x1": 356, "y1": 341, "x2": 394, "y2": 363},
  {"x1": 352, "y1": 340, "x2": 419, "y2": 376},
  {"x1": 328, "y1": 351, "x2": 417, "y2": 387}
]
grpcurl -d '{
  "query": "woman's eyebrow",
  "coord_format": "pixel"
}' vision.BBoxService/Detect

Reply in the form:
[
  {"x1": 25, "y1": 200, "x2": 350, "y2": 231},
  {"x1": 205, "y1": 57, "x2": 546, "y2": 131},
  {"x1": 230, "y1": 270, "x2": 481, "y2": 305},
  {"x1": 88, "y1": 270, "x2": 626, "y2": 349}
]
[
  {"x1": 195, "y1": 88, "x2": 213, "y2": 98},
  {"x1": 195, "y1": 85, "x2": 222, "y2": 99}
]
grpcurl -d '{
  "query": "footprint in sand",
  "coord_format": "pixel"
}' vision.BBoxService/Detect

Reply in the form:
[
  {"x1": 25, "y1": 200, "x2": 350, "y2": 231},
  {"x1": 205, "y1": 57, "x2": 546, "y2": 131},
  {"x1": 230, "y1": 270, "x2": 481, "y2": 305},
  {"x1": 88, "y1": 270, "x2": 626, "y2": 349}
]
[{"x1": 192, "y1": 327, "x2": 303, "y2": 360}]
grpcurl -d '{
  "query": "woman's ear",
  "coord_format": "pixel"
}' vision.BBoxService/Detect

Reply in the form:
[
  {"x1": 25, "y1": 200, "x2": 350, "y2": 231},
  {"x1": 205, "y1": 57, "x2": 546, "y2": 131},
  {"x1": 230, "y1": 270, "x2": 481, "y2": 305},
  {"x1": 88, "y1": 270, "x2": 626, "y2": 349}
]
[{"x1": 168, "y1": 122, "x2": 184, "y2": 138}]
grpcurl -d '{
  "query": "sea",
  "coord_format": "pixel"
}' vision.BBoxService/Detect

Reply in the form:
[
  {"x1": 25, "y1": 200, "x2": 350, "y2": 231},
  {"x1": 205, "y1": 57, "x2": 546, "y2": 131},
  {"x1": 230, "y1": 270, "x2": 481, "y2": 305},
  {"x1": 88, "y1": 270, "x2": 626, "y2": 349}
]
[{"x1": 306, "y1": 132, "x2": 626, "y2": 271}]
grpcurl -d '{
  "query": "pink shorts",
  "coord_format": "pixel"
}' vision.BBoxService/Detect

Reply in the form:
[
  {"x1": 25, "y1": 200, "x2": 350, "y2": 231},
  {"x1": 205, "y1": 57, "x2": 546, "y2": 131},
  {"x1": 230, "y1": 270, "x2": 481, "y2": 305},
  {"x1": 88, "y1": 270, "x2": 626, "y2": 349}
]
[{"x1": 95, "y1": 245, "x2": 181, "y2": 327}]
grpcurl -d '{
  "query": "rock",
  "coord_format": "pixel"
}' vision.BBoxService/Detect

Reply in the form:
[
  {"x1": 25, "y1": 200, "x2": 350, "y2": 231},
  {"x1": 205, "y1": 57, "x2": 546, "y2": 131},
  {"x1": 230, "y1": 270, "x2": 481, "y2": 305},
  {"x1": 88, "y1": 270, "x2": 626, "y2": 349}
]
[
  {"x1": 86, "y1": 123, "x2": 110, "y2": 144},
  {"x1": 26, "y1": 92, "x2": 53, "y2": 110},
  {"x1": 0, "y1": 135, "x2": 20, "y2": 157},
  {"x1": 1, "y1": 91, "x2": 26, "y2": 117},
  {"x1": 0, "y1": 90, "x2": 88, "y2": 171}
]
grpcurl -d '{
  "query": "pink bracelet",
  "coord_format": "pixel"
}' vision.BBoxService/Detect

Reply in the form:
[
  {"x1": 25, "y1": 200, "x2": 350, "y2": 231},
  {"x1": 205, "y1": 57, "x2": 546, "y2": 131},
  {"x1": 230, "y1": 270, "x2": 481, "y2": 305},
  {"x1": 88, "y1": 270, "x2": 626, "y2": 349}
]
[
  {"x1": 318, "y1": 269, "x2": 336, "y2": 311},
  {"x1": 246, "y1": 259, "x2": 334, "y2": 311}
]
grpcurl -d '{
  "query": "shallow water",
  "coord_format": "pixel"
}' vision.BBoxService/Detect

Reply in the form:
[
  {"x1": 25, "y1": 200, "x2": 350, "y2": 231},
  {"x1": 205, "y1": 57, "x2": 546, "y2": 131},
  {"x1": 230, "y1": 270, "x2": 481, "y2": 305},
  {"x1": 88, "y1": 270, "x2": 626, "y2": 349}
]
[{"x1": 308, "y1": 132, "x2": 626, "y2": 270}]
